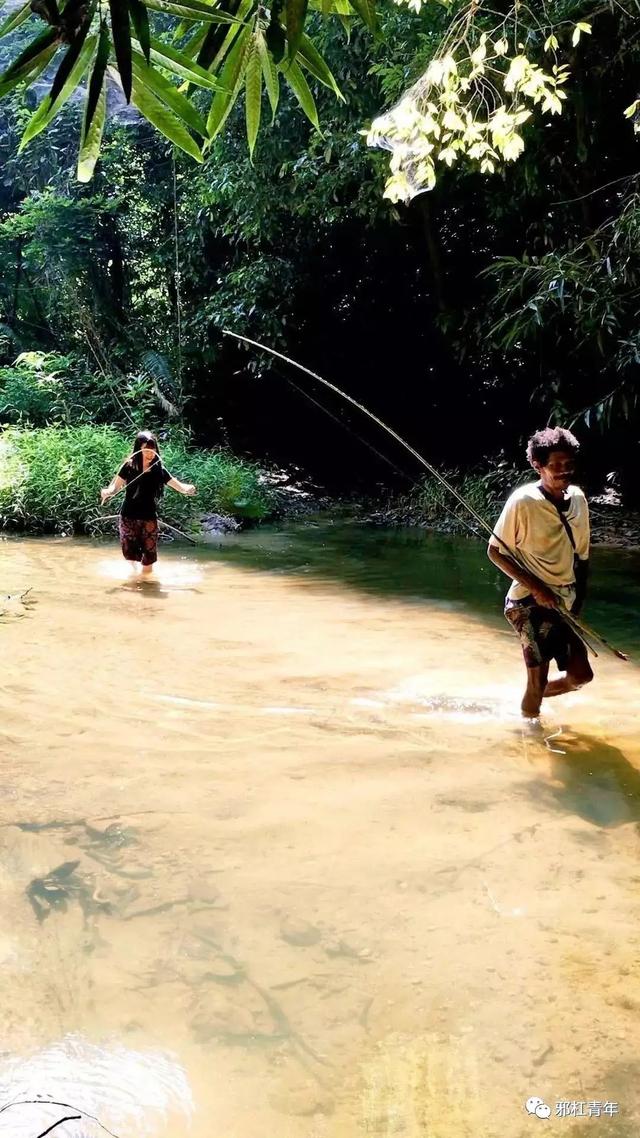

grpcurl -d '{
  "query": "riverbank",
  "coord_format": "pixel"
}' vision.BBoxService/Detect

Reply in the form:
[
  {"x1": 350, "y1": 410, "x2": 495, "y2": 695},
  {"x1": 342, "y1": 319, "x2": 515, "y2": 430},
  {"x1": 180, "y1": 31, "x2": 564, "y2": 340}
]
[{"x1": 362, "y1": 480, "x2": 640, "y2": 551}]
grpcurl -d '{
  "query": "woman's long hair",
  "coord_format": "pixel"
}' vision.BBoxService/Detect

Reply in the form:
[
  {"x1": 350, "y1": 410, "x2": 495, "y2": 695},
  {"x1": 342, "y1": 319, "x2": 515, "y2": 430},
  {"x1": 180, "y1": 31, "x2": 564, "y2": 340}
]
[{"x1": 126, "y1": 430, "x2": 165, "y2": 503}]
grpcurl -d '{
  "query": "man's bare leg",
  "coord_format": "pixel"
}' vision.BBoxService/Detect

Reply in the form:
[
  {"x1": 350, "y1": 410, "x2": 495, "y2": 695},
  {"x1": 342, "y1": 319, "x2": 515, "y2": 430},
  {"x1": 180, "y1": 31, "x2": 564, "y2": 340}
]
[
  {"x1": 522, "y1": 662, "x2": 549, "y2": 718},
  {"x1": 543, "y1": 637, "x2": 593, "y2": 699}
]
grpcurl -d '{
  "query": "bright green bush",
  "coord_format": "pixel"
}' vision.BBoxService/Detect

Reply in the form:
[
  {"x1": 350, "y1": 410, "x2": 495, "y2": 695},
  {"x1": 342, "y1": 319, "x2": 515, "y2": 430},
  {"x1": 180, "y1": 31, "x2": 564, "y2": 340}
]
[{"x1": 0, "y1": 425, "x2": 273, "y2": 534}]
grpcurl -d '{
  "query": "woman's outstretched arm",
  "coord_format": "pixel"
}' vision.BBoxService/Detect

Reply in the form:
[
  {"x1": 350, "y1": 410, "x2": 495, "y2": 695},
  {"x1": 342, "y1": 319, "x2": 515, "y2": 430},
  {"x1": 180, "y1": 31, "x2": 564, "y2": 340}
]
[
  {"x1": 100, "y1": 474, "x2": 126, "y2": 504},
  {"x1": 167, "y1": 477, "x2": 197, "y2": 496}
]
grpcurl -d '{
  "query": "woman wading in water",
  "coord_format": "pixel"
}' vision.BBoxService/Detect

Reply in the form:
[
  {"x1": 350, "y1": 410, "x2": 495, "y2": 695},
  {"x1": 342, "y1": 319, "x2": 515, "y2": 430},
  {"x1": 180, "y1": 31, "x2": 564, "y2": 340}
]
[{"x1": 100, "y1": 430, "x2": 196, "y2": 575}]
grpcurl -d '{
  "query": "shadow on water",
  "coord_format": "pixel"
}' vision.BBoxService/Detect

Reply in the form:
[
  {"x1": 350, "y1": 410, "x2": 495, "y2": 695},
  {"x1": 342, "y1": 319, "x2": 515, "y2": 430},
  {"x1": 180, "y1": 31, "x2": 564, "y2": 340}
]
[
  {"x1": 529, "y1": 731, "x2": 640, "y2": 828},
  {"x1": 192, "y1": 519, "x2": 640, "y2": 655}
]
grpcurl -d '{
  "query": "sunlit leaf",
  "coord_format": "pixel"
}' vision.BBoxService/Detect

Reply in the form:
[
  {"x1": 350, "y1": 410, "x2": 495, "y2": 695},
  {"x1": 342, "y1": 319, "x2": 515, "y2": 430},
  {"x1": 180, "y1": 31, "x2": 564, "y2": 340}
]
[
  {"x1": 142, "y1": 36, "x2": 223, "y2": 88},
  {"x1": 297, "y1": 31, "x2": 342, "y2": 97},
  {"x1": 19, "y1": 32, "x2": 96, "y2": 149},
  {"x1": 132, "y1": 49, "x2": 208, "y2": 134},
  {"x1": 257, "y1": 27, "x2": 278, "y2": 119},
  {"x1": 77, "y1": 69, "x2": 106, "y2": 180},
  {"x1": 206, "y1": 22, "x2": 251, "y2": 137},
  {"x1": 245, "y1": 33, "x2": 261, "y2": 157},
  {"x1": 345, "y1": 0, "x2": 375, "y2": 32},
  {"x1": 129, "y1": 67, "x2": 204, "y2": 159},
  {"x1": 84, "y1": 19, "x2": 109, "y2": 134},
  {"x1": 282, "y1": 57, "x2": 320, "y2": 130}
]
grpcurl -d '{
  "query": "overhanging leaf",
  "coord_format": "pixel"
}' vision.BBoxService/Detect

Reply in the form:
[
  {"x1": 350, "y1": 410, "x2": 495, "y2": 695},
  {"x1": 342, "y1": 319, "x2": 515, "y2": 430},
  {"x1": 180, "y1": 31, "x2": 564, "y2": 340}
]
[
  {"x1": 19, "y1": 31, "x2": 96, "y2": 149},
  {"x1": 46, "y1": 13, "x2": 92, "y2": 107},
  {"x1": 0, "y1": 0, "x2": 32, "y2": 38},
  {"x1": 77, "y1": 70, "x2": 106, "y2": 180},
  {"x1": 84, "y1": 21, "x2": 109, "y2": 134},
  {"x1": 132, "y1": 49, "x2": 207, "y2": 135},
  {"x1": 345, "y1": 0, "x2": 375, "y2": 31},
  {"x1": 257, "y1": 27, "x2": 278, "y2": 119},
  {"x1": 282, "y1": 56, "x2": 320, "y2": 130},
  {"x1": 244, "y1": 33, "x2": 261, "y2": 158},
  {"x1": 0, "y1": 26, "x2": 58, "y2": 85},
  {"x1": 297, "y1": 31, "x2": 342, "y2": 97},
  {"x1": 109, "y1": 0, "x2": 132, "y2": 100},
  {"x1": 206, "y1": 21, "x2": 251, "y2": 137},
  {"x1": 130, "y1": 68, "x2": 204, "y2": 159},
  {"x1": 285, "y1": 0, "x2": 307, "y2": 60},
  {"x1": 143, "y1": 35, "x2": 223, "y2": 87},
  {"x1": 145, "y1": 0, "x2": 239, "y2": 21},
  {"x1": 0, "y1": 32, "x2": 58, "y2": 96},
  {"x1": 128, "y1": 0, "x2": 150, "y2": 61}
]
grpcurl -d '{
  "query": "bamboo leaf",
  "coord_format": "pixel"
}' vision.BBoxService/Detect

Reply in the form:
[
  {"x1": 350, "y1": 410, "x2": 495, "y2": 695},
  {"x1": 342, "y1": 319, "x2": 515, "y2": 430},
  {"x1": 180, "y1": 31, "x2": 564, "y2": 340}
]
[
  {"x1": 285, "y1": 0, "x2": 307, "y2": 60},
  {"x1": 257, "y1": 26, "x2": 278, "y2": 119},
  {"x1": 282, "y1": 57, "x2": 320, "y2": 130},
  {"x1": 19, "y1": 31, "x2": 96, "y2": 149},
  {"x1": 128, "y1": 0, "x2": 150, "y2": 61},
  {"x1": 132, "y1": 49, "x2": 207, "y2": 135},
  {"x1": 84, "y1": 19, "x2": 109, "y2": 133},
  {"x1": 77, "y1": 70, "x2": 106, "y2": 180},
  {"x1": 0, "y1": 32, "x2": 58, "y2": 96},
  {"x1": 141, "y1": 36, "x2": 223, "y2": 88},
  {"x1": 0, "y1": 26, "x2": 58, "y2": 84},
  {"x1": 130, "y1": 69, "x2": 204, "y2": 159},
  {"x1": 46, "y1": 14, "x2": 91, "y2": 107},
  {"x1": 145, "y1": 0, "x2": 238, "y2": 21},
  {"x1": 206, "y1": 22, "x2": 251, "y2": 137},
  {"x1": 0, "y1": 0, "x2": 32, "y2": 38},
  {"x1": 109, "y1": 0, "x2": 132, "y2": 100},
  {"x1": 297, "y1": 31, "x2": 342, "y2": 97},
  {"x1": 345, "y1": 0, "x2": 375, "y2": 31},
  {"x1": 244, "y1": 33, "x2": 261, "y2": 157}
]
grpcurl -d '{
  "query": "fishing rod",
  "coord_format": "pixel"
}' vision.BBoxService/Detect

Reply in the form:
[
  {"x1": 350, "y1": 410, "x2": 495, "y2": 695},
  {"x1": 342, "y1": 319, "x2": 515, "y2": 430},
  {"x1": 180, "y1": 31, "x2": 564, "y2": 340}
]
[{"x1": 223, "y1": 329, "x2": 629, "y2": 663}]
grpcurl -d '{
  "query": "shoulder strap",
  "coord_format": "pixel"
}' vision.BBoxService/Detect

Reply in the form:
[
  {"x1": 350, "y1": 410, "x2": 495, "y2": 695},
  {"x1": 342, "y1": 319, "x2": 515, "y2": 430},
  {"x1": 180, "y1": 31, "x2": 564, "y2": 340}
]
[{"x1": 537, "y1": 483, "x2": 576, "y2": 550}]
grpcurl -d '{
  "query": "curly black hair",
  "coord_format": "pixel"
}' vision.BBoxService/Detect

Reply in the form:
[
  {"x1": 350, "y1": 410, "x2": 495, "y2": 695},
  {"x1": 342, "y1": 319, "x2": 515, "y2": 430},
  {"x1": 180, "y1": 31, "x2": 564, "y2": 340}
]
[{"x1": 526, "y1": 427, "x2": 580, "y2": 467}]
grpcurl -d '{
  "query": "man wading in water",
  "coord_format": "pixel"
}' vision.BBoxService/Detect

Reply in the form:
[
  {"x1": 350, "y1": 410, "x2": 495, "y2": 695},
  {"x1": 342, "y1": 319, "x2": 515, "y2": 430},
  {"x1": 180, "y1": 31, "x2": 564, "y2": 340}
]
[{"x1": 488, "y1": 427, "x2": 592, "y2": 719}]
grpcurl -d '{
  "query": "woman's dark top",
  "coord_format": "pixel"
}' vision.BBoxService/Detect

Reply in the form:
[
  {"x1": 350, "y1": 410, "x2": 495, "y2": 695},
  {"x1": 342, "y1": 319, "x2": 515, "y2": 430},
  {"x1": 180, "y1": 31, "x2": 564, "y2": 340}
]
[{"x1": 118, "y1": 458, "x2": 173, "y2": 520}]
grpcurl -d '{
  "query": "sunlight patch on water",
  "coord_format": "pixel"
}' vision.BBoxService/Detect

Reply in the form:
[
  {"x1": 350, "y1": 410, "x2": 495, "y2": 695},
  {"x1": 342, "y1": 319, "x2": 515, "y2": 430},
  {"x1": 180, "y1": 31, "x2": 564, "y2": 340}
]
[{"x1": 96, "y1": 557, "x2": 203, "y2": 588}]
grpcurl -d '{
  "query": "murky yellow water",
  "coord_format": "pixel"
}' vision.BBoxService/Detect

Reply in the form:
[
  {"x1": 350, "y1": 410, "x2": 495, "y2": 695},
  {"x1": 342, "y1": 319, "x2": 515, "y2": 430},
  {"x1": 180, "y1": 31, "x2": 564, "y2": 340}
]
[{"x1": 1, "y1": 531, "x2": 639, "y2": 1137}]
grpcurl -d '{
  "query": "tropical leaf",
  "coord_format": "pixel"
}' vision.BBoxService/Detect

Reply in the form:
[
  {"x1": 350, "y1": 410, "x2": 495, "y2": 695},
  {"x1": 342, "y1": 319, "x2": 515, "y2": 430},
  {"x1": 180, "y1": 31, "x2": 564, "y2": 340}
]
[
  {"x1": 297, "y1": 31, "x2": 342, "y2": 97},
  {"x1": 142, "y1": 36, "x2": 223, "y2": 87},
  {"x1": 109, "y1": 0, "x2": 132, "y2": 100},
  {"x1": 0, "y1": 0, "x2": 32, "y2": 38},
  {"x1": 141, "y1": 350, "x2": 182, "y2": 416},
  {"x1": 196, "y1": 0, "x2": 252, "y2": 74},
  {"x1": 206, "y1": 21, "x2": 251, "y2": 137},
  {"x1": 285, "y1": 0, "x2": 307, "y2": 60},
  {"x1": 84, "y1": 19, "x2": 109, "y2": 135},
  {"x1": 129, "y1": 68, "x2": 204, "y2": 159},
  {"x1": 282, "y1": 57, "x2": 320, "y2": 130},
  {"x1": 132, "y1": 49, "x2": 207, "y2": 135},
  {"x1": 77, "y1": 69, "x2": 106, "y2": 181},
  {"x1": 128, "y1": 0, "x2": 150, "y2": 61},
  {"x1": 46, "y1": 13, "x2": 92, "y2": 107},
  {"x1": 345, "y1": 0, "x2": 375, "y2": 29},
  {"x1": 244, "y1": 33, "x2": 261, "y2": 158},
  {"x1": 19, "y1": 32, "x2": 96, "y2": 149},
  {"x1": 145, "y1": 0, "x2": 239, "y2": 22},
  {"x1": 0, "y1": 26, "x2": 58, "y2": 87},
  {"x1": 0, "y1": 33, "x2": 58, "y2": 96},
  {"x1": 257, "y1": 27, "x2": 278, "y2": 119}
]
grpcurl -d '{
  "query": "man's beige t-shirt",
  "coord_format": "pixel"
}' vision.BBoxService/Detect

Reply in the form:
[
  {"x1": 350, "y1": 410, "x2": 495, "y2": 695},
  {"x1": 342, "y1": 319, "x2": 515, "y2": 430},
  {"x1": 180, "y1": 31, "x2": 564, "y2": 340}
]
[{"x1": 489, "y1": 482, "x2": 590, "y2": 602}]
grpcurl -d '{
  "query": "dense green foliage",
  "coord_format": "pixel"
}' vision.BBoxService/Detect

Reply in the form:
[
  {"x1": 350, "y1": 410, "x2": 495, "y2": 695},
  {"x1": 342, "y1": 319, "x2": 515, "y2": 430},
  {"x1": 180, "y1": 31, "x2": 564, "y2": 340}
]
[
  {"x1": 0, "y1": 0, "x2": 639, "y2": 511},
  {"x1": 0, "y1": 424, "x2": 272, "y2": 531}
]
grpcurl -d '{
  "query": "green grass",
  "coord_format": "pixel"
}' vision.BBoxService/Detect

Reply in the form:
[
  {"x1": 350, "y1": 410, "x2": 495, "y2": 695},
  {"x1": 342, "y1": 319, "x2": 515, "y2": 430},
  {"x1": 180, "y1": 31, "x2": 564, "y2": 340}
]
[
  {"x1": 0, "y1": 426, "x2": 273, "y2": 534},
  {"x1": 391, "y1": 466, "x2": 524, "y2": 534}
]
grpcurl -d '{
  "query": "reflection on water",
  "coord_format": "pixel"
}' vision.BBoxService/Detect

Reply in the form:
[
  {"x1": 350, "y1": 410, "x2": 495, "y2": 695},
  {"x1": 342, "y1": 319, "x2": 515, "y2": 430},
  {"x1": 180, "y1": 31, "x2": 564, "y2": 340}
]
[{"x1": 0, "y1": 523, "x2": 639, "y2": 1137}]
